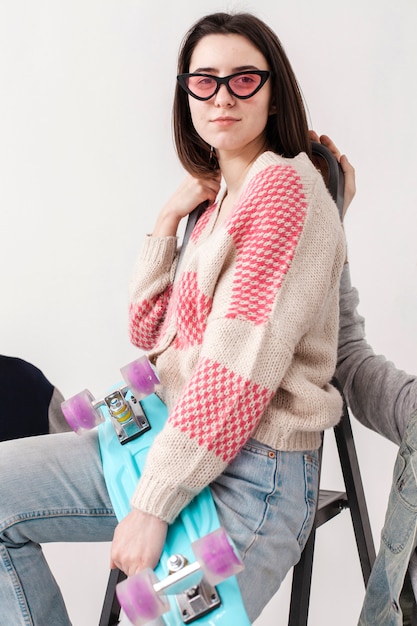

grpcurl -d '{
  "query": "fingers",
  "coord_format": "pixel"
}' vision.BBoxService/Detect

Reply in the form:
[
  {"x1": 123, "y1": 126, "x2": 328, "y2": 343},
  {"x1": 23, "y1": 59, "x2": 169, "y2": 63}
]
[
  {"x1": 201, "y1": 175, "x2": 222, "y2": 205},
  {"x1": 340, "y1": 154, "x2": 356, "y2": 219},
  {"x1": 340, "y1": 153, "x2": 355, "y2": 177},
  {"x1": 153, "y1": 174, "x2": 221, "y2": 236},
  {"x1": 110, "y1": 509, "x2": 168, "y2": 577},
  {"x1": 310, "y1": 130, "x2": 356, "y2": 219},
  {"x1": 308, "y1": 130, "x2": 320, "y2": 143},
  {"x1": 318, "y1": 134, "x2": 342, "y2": 161},
  {"x1": 310, "y1": 131, "x2": 343, "y2": 162}
]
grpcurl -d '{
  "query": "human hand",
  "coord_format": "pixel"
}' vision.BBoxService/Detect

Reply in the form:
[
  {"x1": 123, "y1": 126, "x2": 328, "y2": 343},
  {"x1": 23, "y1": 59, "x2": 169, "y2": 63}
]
[
  {"x1": 309, "y1": 131, "x2": 356, "y2": 219},
  {"x1": 153, "y1": 173, "x2": 222, "y2": 237},
  {"x1": 110, "y1": 508, "x2": 168, "y2": 577}
]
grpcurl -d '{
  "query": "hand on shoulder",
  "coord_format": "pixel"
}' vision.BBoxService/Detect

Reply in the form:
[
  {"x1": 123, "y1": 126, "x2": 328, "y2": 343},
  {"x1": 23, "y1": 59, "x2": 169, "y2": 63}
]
[{"x1": 309, "y1": 130, "x2": 356, "y2": 219}]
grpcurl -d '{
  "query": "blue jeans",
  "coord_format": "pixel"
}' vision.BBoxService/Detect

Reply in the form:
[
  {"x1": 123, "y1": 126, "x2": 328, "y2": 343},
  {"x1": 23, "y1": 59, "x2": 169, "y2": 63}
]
[
  {"x1": 211, "y1": 439, "x2": 320, "y2": 622},
  {"x1": 0, "y1": 431, "x2": 319, "y2": 625},
  {"x1": 359, "y1": 410, "x2": 417, "y2": 625}
]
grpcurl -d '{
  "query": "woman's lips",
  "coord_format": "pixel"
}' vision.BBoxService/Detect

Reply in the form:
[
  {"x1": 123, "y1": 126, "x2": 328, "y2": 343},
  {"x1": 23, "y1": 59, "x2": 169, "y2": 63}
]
[{"x1": 211, "y1": 116, "x2": 240, "y2": 126}]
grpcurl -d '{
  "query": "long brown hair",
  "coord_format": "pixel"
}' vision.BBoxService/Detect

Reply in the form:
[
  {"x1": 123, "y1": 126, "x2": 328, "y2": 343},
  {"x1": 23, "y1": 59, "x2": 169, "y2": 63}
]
[{"x1": 173, "y1": 12, "x2": 311, "y2": 176}]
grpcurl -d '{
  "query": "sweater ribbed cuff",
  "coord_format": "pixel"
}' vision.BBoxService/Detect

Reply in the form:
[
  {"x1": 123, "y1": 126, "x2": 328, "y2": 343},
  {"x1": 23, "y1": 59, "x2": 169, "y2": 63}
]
[
  {"x1": 139, "y1": 235, "x2": 178, "y2": 267},
  {"x1": 130, "y1": 475, "x2": 194, "y2": 524}
]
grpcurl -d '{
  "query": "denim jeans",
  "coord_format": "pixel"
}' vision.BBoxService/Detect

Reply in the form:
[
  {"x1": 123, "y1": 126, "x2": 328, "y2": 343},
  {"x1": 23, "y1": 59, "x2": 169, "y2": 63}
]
[
  {"x1": 211, "y1": 439, "x2": 320, "y2": 622},
  {"x1": 0, "y1": 431, "x2": 116, "y2": 626},
  {"x1": 0, "y1": 430, "x2": 319, "y2": 625},
  {"x1": 359, "y1": 410, "x2": 417, "y2": 626}
]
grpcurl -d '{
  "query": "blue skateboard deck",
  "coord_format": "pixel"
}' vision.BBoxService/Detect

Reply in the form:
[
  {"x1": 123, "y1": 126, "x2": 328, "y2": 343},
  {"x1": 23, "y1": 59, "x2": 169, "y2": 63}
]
[{"x1": 97, "y1": 391, "x2": 250, "y2": 626}]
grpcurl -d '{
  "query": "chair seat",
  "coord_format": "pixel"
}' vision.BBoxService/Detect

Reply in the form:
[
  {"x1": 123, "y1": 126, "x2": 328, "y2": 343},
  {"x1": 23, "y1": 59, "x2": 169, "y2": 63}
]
[
  {"x1": 316, "y1": 489, "x2": 348, "y2": 527},
  {"x1": 288, "y1": 397, "x2": 376, "y2": 626}
]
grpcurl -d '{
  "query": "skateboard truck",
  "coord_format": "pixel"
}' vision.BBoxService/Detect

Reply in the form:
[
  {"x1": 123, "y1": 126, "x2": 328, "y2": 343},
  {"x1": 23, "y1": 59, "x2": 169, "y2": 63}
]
[
  {"x1": 100, "y1": 388, "x2": 151, "y2": 444},
  {"x1": 165, "y1": 554, "x2": 221, "y2": 623},
  {"x1": 116, "y1": 527, "x2": 244, "y2": 626},
  {"x1": 62, "y1": 356, "x2": 159, "y2": 444}
]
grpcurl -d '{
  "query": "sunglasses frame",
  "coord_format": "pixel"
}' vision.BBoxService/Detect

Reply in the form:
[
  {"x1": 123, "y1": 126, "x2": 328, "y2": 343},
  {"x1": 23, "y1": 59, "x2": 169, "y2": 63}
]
[{"x1": 177, "y1": 70, "x2": 271, "y2": 101}]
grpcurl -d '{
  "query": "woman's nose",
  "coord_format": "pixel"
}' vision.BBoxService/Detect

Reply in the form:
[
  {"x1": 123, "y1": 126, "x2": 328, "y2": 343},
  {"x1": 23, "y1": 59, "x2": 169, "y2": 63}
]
[{"x1": 213, "y1": 83, "x2": 235, "y2": 106}]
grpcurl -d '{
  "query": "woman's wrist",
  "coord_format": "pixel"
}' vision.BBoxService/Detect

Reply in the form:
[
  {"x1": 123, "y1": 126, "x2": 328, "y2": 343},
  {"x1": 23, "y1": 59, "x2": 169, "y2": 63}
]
[{"x1": 152, "y1": 207, "x2": 182, "y2": 237}]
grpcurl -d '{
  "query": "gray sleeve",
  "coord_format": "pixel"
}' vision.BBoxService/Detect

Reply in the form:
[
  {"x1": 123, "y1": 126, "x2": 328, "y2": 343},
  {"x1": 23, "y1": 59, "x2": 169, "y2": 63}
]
[
  {"x1": 48, "y1": 386, "x2": 72, "y2": 434},
  {"x1": 336, "y1": 263, "x2": 417, "y2": 444}
]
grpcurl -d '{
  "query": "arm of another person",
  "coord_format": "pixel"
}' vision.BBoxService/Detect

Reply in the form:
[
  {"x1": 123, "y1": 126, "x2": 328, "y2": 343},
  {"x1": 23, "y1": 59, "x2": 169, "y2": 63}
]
[
  {"x1": 337, "y1": 262, "x2": 417, "y2": 445},
  {"x1": 313, "y1": 133, "x2": 417, "y2": 445}
]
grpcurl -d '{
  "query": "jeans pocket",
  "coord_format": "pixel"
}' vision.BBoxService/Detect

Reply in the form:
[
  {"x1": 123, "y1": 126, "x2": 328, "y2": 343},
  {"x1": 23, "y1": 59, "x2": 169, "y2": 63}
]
[
  {"x1": 381, "y1": 444, "x2": 417, "y2": 553},
  {"x1": 381, "y1": 497, "x2": 416, "y2": 554},
  {"x1": 395, "y1": 444, "x2": 417, "y2": 508},
  {"x1": 297, "y1": 451, "x2": 320, "y2": 548}
]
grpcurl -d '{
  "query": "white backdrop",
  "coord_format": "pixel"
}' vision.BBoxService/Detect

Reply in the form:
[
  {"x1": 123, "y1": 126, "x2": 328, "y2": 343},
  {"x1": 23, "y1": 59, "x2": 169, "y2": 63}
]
[{"x1": 1, "y1": 0, "x2": 417, "y2": 624}]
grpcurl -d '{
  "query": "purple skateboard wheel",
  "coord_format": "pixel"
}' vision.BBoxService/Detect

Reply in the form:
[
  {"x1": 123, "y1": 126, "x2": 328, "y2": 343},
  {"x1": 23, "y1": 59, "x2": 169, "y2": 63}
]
[
  {"x1": 121, "y1": 356, "x2": 159, "y2": 400},
  {"x1": 192, "y1": 528, "x2": 244, "y2": 587},
  {"x1": 61, "y1": 389, "x2": 103, "y2": 433},
  {"x1": 116, "y1": 568, "x2": 169, "y2": 626}
]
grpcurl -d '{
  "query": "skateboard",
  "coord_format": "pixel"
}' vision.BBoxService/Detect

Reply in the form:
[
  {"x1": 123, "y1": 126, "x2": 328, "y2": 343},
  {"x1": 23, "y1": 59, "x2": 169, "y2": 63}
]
[{"x1": 62, "y1": 356, "x2": 250, "y2": 626}]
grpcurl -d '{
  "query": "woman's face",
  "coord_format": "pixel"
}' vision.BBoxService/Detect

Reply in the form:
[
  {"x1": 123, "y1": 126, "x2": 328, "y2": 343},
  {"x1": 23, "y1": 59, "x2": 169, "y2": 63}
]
[{"x1": 187, "y1": 34, "x2": 273, "y2": 161}]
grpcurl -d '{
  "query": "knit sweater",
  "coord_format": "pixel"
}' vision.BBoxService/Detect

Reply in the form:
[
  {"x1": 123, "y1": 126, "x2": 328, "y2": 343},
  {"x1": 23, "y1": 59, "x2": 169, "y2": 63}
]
[{"x1": 129, "y1": 150, "x2": 346, "y2": 523}]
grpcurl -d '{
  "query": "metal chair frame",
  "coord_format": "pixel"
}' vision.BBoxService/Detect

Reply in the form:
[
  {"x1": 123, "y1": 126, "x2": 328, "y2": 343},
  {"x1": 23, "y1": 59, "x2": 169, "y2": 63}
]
[{"x1": 288, "y1": 390, "x2": 376, "y2": 625}]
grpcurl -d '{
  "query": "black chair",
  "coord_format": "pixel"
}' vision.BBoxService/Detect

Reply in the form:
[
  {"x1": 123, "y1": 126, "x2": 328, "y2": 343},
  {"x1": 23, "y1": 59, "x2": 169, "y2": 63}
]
[
  {"x1": 100, "y1": 568, "x2": 126, "y2": 626},
  {"x1": 287, "y1": 144, "x2": 375, "y2": 625},
  {"x1": 288, "y1": 385, "x2": 376, "y2": 625}
]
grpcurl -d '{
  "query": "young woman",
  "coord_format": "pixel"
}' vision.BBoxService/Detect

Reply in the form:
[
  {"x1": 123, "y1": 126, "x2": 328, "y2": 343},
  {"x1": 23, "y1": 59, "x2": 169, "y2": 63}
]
[
  {"x1": 115, "y1": 12, "x2": 346, "y2": 620},
  {"x1": 0, "y1": 13, "x2": 345, "y2": 625}
]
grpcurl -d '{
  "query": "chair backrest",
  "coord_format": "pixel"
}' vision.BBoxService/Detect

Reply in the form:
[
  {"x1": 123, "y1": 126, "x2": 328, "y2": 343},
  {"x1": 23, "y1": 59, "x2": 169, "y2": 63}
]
[{"x1": 311, "y1": 141, "x2": 345, "y2": 216}]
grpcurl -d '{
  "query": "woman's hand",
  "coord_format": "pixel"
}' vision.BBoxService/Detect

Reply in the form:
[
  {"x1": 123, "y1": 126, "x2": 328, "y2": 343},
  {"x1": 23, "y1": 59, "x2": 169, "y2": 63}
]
[
  {"x1": 309, "y1": 131, "x2": 356, "y2": 219},
  {"x1": 110, "y1": 508, "x2": 168, "y2": 577},
  {"x1": 152, "y1": 173, "x2": 222, "y2": 237}
]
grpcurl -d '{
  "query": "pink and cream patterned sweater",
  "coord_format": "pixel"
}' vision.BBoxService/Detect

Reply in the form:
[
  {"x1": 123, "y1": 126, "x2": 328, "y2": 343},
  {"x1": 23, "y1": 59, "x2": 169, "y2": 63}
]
[{"x1": 128, "y1": 151, "x2": 346, "y2": 523}]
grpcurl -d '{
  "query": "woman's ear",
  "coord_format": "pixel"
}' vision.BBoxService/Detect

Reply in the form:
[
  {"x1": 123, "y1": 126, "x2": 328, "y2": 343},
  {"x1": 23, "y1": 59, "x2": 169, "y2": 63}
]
[{"x1": 269, "y1": 101, "x2": 277, "y2": 115}]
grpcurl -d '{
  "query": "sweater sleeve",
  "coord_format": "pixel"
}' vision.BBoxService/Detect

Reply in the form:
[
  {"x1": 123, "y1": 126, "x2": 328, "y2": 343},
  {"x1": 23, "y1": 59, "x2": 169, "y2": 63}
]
[
  {"x1": 129, "y1": 235, "x2": 178, "y2": 351},
  {"x1": 335, "y1": 263, "x2": 417, "y2": 444},
  {"x1": 130, "y1": 162, "x2": 346, "y2": 523}
]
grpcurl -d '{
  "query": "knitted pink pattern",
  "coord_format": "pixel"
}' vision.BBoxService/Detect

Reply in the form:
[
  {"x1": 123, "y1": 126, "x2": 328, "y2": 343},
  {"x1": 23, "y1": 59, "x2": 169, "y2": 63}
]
[
  {"x1": 227, "y1": 165, "x2": 307, "y2": 324},
  {"x1": 129, "y1": 288, "x2": 172, "y2": 351},
  {"x1": 169, "y1": 356, "x2": 273, "y2": 462},
  {"x1": 164, "y1": 165, "x2": 306, "y2": 461},
  {"x1": 173, "y1": 272, "x2": 212, "y2": 350},
  {"x1": 190, "y1": 204, "x2": 215, "y2": 244},
  {"x1": 128, "y1": 151, "x2": 346, "y2": 522}
]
